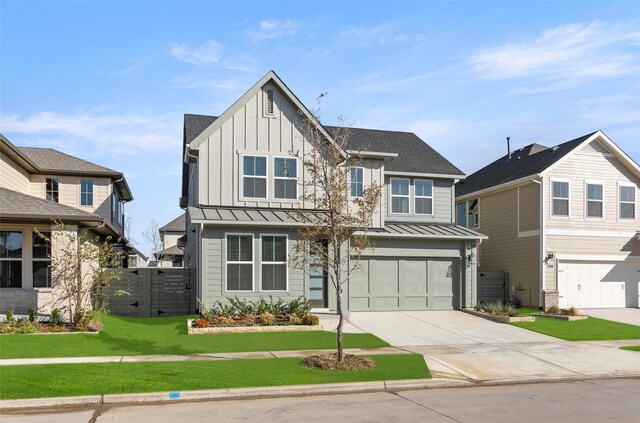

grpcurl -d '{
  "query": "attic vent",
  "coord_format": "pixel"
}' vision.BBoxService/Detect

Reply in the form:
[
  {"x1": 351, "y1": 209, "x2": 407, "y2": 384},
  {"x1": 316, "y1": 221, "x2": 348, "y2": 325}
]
[
  {"x1": 516, "y1": 156, "x2": 521, "y2": 160},
  {"x1": 266, "y1": 89, "x2": 274, "y2": 114},
  {"x1": 552, "y1": 146, "x2": 559, "y2": 152}
]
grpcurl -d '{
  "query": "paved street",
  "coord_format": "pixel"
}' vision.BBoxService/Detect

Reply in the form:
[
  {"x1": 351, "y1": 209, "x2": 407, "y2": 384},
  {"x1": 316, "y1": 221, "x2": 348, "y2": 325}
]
[{"x1": 3, "y1": 379, "x2": 639, "y2": 423}]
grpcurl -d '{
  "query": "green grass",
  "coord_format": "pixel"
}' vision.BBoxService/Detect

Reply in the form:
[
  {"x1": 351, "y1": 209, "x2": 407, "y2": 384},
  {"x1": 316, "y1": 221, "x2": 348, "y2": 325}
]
[
  {"x1": 0, "y1": 313, "x2": 388, "y2": 359},
  {"x1": 0, "y1": 354, "x2": 429, "y2": 400},
  {"x1": 512, "y1": 316, "x2": 640, "y2": 341},
  {"x1": 516, "y1": 307, "x2": 541, "y2": 316},
  {"x1": 620, "y1": 346, "x2": 640, "y2": 352}
]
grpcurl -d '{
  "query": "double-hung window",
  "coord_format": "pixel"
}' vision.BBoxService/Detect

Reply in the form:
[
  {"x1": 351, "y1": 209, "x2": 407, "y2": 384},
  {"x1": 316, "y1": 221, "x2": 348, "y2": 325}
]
[
  {"x1": 619, "y1": 185, "x2": 636, "y2": 219},
  {"x1": 391, "y1": 178, "x2": 409, "y2": 214},
  {"x1": 586, "y1": 183, "x2": 603, "y2": 218},
  {"x1": 32, "y1": 232, "x2": 51, "y2": 288},
  {"x1": 226, "y1": 234, "x2": 253, "y2": 291},
  {"x1": 0, "y1": 231, "x2": 22, "y2": 288},
  {"x1": 274, "y1": 157, "x2": 297, "y2": 199},
  {"x1": 552, "y1": 181, "x2": 569, "y2": 216},
  {"x1": 414, "y1": 179, "x2": 433, "y2": 215},
  {"x1": 81, "y1": 179, "x2": 93, "y2": 206},
  {"x1": 261, "y1": 235, "x2": 287, "y2": 291},
  {"x1": 46, "y1": 178, "x2": 59, "y2": 203},
  {"x1": 351, "y1": 167, "x2": 363, "y2": 197},
  {"x1": 243, "y1": 156, "x2": 267, "y2": 198}
]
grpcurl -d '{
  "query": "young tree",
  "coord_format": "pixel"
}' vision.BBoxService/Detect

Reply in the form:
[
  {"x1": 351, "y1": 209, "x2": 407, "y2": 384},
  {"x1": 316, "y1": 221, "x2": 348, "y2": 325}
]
[
  {"x1": 290, "y1": 109, "x2": 382, "y2": 363},
  {"x1": 36, "y1": 222, "x2": 124, "y2": 325},
  {"x1": 142, "y1": 219, "x2": 163, "y2": 259}
]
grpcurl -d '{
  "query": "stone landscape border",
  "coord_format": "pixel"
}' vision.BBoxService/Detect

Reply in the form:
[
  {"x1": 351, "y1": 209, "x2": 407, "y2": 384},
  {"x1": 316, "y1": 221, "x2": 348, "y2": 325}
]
[
  {"x1": 187, "y1": 319, "x2": 322, "y2": 334},
  {"x1": 462, "y1": 309, "x2": 535, "y2": 323},
  {"x1": 533, "y1": 314, "x2": 588, "y2": 321}
]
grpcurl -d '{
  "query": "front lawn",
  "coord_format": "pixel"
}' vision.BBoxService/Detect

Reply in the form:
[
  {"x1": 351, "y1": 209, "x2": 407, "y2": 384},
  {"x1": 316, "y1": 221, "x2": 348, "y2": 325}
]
[
  {"x1": 621, "y1": 346, "x2": 640, "y2": 352},
  {"x1": 512, "y1": 316, "x2": 640, "y2": 341},
  {"x1": 0, "y1": 313, "x2": 388, "y2": 359},
  {"x1": 0, "y1": 354, "x2": 429, "y2": 400}
]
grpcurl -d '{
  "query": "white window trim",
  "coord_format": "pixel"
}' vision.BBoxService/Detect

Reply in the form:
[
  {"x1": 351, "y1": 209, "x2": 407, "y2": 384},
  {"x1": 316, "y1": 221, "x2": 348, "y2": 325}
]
[
  {"x1": 469, "y1": 198, "x2": 480, "y2": 228},
  {"x1": 350, "y1": 167, "x2": 364, "y2": 198},
  {"x1": 46, "y1": 177, "x2": 60, "y2": 203},
  {"x1": 550, "y1": 178, "x2": 571, "y2": 218},
  {"x1": 80, "y1": 179, "x2": 94, "y2": 207},
  {"x1": 390, "y1": 177, "x2": 410, "y2": 215},
  {"x1": 224, "y1": 233, "x2": 254, "y2": 293},
  {"x1": 32, "y1": 230, "x2": 52, "y2": 288},
  {"x1": 584, "y1": 180, "x2": 604, "y2": 220},
  {"x1": 259, "y1": 234, "x2": 289, "y2": 293},
  {"x1": 617, "y1": 182, "x2": 637, "y2": 221},
  {"x1": 414, "y1": 179, "x2": 434, "y2": 215},
  {"x1": 273, "y1": 156, "x2": 298, "y2": 200},
  {"x1": 241, "y1": 154, "x2": 268, "y2": 200},
  {"x1": 0, "y1": 230, "x2": 24, "y2": 289}
]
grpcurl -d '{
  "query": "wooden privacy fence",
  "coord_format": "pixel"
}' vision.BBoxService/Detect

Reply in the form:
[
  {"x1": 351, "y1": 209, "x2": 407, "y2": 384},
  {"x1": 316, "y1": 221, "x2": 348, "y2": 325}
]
[
  {"x1": 105, "y1": 268, "x2": 195, "y2": 317},
  {"x1": 477, "y1": 271, "x2": 508, "y2": 305}
]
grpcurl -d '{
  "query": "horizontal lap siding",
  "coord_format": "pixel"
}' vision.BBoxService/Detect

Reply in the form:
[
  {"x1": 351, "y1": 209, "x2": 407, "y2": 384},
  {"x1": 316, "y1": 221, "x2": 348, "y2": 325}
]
[
  {"x1": 384, "y1": 177, "x2": 455, "y2": 224},
  {"x1": 0, "y1": 155, "x2": 30, "y2": 193}
]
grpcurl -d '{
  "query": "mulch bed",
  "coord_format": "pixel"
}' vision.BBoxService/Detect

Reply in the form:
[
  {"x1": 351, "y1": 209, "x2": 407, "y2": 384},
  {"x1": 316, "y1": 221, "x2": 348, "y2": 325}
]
[{"x1": 302, "y1": 352, "x2": 374, "y2": 371}]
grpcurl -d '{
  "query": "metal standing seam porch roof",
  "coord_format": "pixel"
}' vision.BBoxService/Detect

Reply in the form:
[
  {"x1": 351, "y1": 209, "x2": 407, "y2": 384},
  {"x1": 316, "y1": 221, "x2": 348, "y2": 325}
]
[{"x1": 188, "y1": 206, "x2": 486, "y2": 239}]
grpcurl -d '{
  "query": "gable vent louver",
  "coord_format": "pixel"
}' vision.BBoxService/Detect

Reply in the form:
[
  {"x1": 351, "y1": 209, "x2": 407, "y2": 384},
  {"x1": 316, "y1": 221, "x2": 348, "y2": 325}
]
[{"x1": 266, "y1": 89, "x2": 274, "y2": 114}]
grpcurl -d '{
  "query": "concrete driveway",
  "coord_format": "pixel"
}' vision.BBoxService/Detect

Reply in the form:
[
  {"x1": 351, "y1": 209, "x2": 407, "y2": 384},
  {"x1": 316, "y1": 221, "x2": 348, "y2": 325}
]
[
  {"x1": 579, "y1": 308, "x2": 640, "y2": 326},
  {"x1": 348, "y1": 311, "x2": 640, "y2": 382}
]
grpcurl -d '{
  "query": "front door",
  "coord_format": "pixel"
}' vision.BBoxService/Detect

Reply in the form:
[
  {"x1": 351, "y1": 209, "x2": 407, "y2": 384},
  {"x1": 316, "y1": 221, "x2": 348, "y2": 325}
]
[{"x1": 309, "y1": 241, "x2": 328, "y2": 308}]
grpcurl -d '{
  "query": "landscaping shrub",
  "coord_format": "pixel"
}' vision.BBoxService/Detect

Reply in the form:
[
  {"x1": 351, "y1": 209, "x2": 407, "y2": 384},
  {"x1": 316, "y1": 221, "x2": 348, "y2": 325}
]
[
  {"x1": 50, "y1": 309, "x2": 63, "y2": 325},
  {"x1": 28, "y1": 309, "x2": 36, "y2": 323},
  {"x1": 475, "y1": 301, "x2": 518, "y2": 317},
  {"x1": 302, "y1": 314, "x2": 320, "y2": 326},
  {"x1": 196, "y1": 296, "x2": 317, "y2": 327}
]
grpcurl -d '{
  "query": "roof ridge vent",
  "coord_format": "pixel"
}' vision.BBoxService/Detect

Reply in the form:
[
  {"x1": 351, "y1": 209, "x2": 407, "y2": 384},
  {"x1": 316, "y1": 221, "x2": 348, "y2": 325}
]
[{"x1": 552, "y1": 146, "x2": 559, "y2": 152}]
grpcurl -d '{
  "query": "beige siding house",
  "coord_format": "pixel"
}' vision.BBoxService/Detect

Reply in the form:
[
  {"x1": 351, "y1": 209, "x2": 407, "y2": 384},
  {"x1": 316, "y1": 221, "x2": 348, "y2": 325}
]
[
  {"x1": 154, "y1": 214, "x2": 185, "y2": 268},
  {"x1": 456, "y1": 131, "x2": 640, "y2": 309},
  {"x1": 0, "y1": 134, "x2": 135, "y2": 314},
  {"x1": 181, "y1": 71, "x2": 486, "y2": 312}
]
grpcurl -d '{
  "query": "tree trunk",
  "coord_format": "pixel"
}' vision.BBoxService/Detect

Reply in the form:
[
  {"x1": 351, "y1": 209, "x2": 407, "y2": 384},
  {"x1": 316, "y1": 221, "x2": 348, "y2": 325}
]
[{"x1": 336, "y1": 285, "x2": 344, "y2": 362}]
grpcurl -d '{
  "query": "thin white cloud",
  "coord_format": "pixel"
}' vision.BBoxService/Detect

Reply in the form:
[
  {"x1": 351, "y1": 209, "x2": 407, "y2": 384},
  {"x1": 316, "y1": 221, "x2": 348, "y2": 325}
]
[
  {"x1": 170, "y1": 74, "x2": 247, "y2": 91},
  {"x1": 1, "y1": 110, "x2": 181, "y2": 156},
  {"x1": 578, "y1": 94, "x2": 640, "y2": 125},
  {"x1": 340, "y1": 22, "x2": 412, "y2": 47},
  {"x1": 246, "y1": 19, "x2": 299, "y2": 41},
  {"x1": 469, "y1": 22, "x2": 640, "y2": 91},
  {"x1": 170, "y1": 40, "x2": 222, "y2": 65}
]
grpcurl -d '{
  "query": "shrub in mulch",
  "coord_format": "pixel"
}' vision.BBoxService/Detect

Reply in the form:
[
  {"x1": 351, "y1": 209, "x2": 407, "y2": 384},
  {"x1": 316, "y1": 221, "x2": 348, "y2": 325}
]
[{"x1": 302, "y1": 353, "x2": 374, "y2": 371}]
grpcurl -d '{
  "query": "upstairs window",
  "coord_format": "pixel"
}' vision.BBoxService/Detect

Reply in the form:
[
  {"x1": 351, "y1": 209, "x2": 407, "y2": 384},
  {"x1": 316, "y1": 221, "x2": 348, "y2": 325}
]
[
  {"x1": 81, "y1": 179, "x2": 93, "y2": 206},
  {"x1": 243, "y1": 156, "x2": 267, "y2": 198},
  {"x1": 552, "y1": 181, "x2": 569, "y2": 216},
  {"x1": 0, "y1": 231, "x2": 22, "y2": 288},
  {"x1": 261, "y1": 235, "x2": 287, "y2": 291},
  {"x1": 586, "y1": 183, "x2": 603, "y2": 218},
  {"x1": 468, "y1": 199, "x2": 479, "y2": 228},
  {"x1": 456, "y1": 203, "x2": 467, "y2": 227},
  {"x1": 415, "y1": 179, "x2": 433, "y2": 215},
  {"x1": 32, "y1": 232, "x2": 51, "y2": 288},
  {"x1": 112, "y1": 191, "x2": 124, "y2": 226},
  {"x1": 274, "y1": 157, "x2": 297, "y2": 199},
  {"x1": 171, "y1": 257, "x2": 183, "y2": 268},
  {"x1": 46, "y1": 178, "x2": 59, "y2": 203},
  {"x1": 351, "y1": 167, "x2": 363, "y2": 198},
  {"x1": 619, "y1": 185, "x2": 636, "y2": 219},
  {"x1": 391, "y1": 178, "x2": 409, "y2": 214},
  {"x1": 226, "y1": 234, "x2": 253, "y2": 291}
]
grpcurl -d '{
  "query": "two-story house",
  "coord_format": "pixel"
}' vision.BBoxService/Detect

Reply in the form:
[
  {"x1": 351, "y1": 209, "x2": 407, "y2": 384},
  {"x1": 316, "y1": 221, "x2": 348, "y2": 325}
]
[
  {"x1": 154, "y1": 213, "x2": 185, "y2": 267},
  {"x1": 180, "y1": 71, "x2": 485, "y2": 312},
  {"x1": 456, "y1": 131, "x2": 640, "y2": 309},
  {"x1": 0, "y1": 133, "x2": 134, "y2": 313}
]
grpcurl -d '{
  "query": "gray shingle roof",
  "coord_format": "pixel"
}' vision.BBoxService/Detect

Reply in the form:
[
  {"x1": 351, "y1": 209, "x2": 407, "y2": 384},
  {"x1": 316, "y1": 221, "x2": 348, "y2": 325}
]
[
  {"x1": 155, "y1": 245, "x2": 184, "y2": 257},
  {"x1": 159, "y1": 213, "x2": 186, "y2": 232},
  {"x1": 185, "y1": 114, "x2": 218, "y2": 144},
  {"x1": 0, "y1": 187, "x2": 102, "y2": 221},
  {"x1": 17, "y1": 147, "x2": 119, "y2": 175},
  {"x1": 456, "y1": 132, "x2": 598, "y2": 197},
  {"x1": 325, "y1": 126, "x2": 464, "y2": 176}
]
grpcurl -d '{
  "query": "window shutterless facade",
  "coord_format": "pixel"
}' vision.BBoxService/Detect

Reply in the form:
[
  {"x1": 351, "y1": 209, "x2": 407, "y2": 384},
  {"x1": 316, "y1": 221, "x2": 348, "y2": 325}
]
[
  {"x1": 32, "y1": 232, "x2": 51, "y2": 288},
  {"x1": 586, "y1": 183, "x2": 603, "y2": 218},
  {"x1": 81, "y1": 179, "x2": 93, "y2": 206},
  {"x1": 414, "y1": 179, "x2": 433, "y2": 215},
  {"x1": 0, "y1": 231, "x2": 22, "y2": 288},
  {"x1": 46, "y1": 178, "x2": 59, "y2": 203},
  {"x1": 552, "y1": 181, "x2": 569, "y2": 216},
  {"x1": 226, "y1": 234, "x2": 253, "y2": 291},
  {"x1": 261, "y1": 235, "x2": 287, "y2": 291},
  {"x1": 274, "y1": 157, "x2": 297, "y2": 199},
  {"x1": 619, "y1": 185, "x2": 636, "y2": 220},
  {"x1": 351, "y1": 167, "x2": 363, "y2": 198},
  {"x1": 390, "y1": 178, "x2": 410, "y2": 214},
  {"x1": 243, "y1": 155, "x2": 267, "y2": 198}
]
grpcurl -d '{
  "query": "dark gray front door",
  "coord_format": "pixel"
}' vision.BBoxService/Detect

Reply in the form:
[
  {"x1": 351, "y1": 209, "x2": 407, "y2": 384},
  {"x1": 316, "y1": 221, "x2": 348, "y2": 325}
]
[{"x1": 309, "y1": 241, "x2": 328, "y2": 308}]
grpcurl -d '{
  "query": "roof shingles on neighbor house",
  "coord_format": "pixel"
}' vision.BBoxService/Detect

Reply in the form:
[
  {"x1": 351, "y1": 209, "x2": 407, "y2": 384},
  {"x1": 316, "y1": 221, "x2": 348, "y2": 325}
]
[
  {"x1": 18, "y1": 147, "x2": 120, "y2": 175},
  {"x1": 0, "y1": 187, "x2": 102, "y2": 221},
  {"x1": 456, "y1": 132, "x2": 598, "y2": 197},
  {"x1": 159, "y1": 214, "x2": 186, "y2": 232}
]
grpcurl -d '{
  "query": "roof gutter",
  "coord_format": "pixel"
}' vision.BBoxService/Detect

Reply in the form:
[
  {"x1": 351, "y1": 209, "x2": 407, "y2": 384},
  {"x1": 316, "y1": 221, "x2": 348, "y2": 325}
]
[
  {"x1": 456, "y1": 174, "x2": 542, "y2": 201},
  {"x1": 346, "y1": 150, "x2": 398, "y2": 160}
]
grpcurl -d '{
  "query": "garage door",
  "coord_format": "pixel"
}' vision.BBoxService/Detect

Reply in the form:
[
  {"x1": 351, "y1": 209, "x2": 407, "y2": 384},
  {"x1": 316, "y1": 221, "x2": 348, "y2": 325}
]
[
  {"x1": 558, "y1": 261, "x2": 640, "y2": 308},
  {"x1": 348, "y1": 257, "x2": 458, "y2": 311}
]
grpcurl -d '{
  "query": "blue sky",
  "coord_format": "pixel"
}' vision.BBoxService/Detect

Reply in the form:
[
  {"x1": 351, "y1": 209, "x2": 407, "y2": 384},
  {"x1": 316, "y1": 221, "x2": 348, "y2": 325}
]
[{"x1": 2, "y1": 1, "x2": 639, "y2": 258}]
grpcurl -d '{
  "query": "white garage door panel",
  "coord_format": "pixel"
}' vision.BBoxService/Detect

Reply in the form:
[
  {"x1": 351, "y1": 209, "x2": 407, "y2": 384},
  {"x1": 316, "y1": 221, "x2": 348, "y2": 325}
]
[{"x1": 558, "y1": 261, "x2": 639, "y2": 308}]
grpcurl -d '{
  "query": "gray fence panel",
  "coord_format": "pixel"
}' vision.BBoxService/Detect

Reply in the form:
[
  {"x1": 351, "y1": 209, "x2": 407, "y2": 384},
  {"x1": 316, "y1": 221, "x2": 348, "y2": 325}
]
[{"x1": 477, "y1": 271, "x2": 508, "y2": 305}]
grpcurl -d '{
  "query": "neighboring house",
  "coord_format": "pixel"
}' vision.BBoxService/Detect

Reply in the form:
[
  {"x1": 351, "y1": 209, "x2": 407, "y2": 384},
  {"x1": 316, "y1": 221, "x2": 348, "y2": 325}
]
[
  {"x1": 127, "y1": 247, "x2": 148, "y2": 268},
  {"x1": 0, "y1": 133, "x2": 134, "y2": 313},
  {"x1": 456, "y1": 131, "x2": 640, "y2": 309},
  {"x1": 155, "y1": 214, "x2": 185, "y2": 267},
  {"x1": 180, "y1": 71, "x2": 485, "y2": 312}
]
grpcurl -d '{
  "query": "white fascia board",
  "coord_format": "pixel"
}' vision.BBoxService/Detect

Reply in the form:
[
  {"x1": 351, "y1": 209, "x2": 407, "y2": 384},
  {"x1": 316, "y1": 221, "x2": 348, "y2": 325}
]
[
  {"x1": 385, "y1": 171, "x2": 466, "y2": 180},
  {"x1": 456, "y1": 174, "x2": 541, "y2": 201},
  {"x1": 346, "y1": 150, "x2": 398, "y2": 160},
  {"x1": 191, "y1": 219, "x2": 307, "y2": 227},
  {"x1": 357, "y1": 231, "x2": 488, "y2": 240}
]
